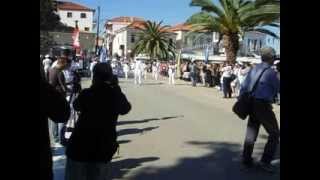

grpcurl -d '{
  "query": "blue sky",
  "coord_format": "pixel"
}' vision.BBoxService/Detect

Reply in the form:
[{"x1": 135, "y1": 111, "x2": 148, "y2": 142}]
[
  {"x1": 66, "y1": 0, "x2": 279, "y2": 36},
  {"x1": 67, "y1": 0, "x2": 203, "y2": 25}
]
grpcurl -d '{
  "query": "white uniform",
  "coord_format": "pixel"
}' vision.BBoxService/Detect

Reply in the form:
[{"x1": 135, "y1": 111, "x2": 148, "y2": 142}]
[
  {"x1": 123, "y1": 64, "x2": 130, "y2": 79},
  {"x1": 141, "y1": 62, "x2": 147, "y2": 80},
  {"x1": 152, "y1": 64, "x2": 158, "y2": 80},
  {"x1": 90, "y1": 61, "x2": 98, "y2": 79},
  {"x1": 134, "y1": 61, "x2": 143, "y2": 85},
  {"x1": 168, "y1": 64, "x2": 176, "y2": 85},
  {"x1": 42, "y1": 58, "x2": 52, "y2": 76}
]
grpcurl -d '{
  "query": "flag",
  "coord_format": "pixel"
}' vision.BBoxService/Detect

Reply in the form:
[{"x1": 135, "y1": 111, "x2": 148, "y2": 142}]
[
  {"x1": 99, "y1": 47, "x2": 108, "y2": 62},
  {"x1": 72, "y1": 23, "x2": 80, "y2": 49}
]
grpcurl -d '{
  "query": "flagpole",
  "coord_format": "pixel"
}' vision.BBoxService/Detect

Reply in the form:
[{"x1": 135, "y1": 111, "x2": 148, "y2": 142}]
[{"x1": 95, "y1": 6, "x2": 100, "y2": 55}]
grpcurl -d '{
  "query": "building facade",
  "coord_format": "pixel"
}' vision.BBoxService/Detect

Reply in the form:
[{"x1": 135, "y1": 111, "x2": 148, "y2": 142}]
[
  {"x1": 56, "y1": 1, "x2": 95, "y2": 32},
  {"x1": 104, "y1": 16, "x2": 145, "y2": 58},
  {"x1": 110, "y1": 20, "x2": 177, "y2": 60},
  {"x1": 241, "y1": 31, "x2": 280, "y2": 56}
]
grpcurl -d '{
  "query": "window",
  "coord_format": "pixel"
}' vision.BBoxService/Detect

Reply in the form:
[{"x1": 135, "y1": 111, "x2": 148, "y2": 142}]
[
  {"x1": 253, "y1": 40, "x2": 257, "y2": 50},
  {"x1": 131, "y1": 34, "x2": 135, "y2": 43},
  {"x1": 67, "y1": 12, "x2": 72, "y2": 18},
  {"x1": 84, "y1": 27, "x2": 90, "y2": 31},
  {"x1": 81, "y1": 13, "x2": 86, "y2": 18},
  {"x1": 184, "y1": 36, "x2": 188, "y2": 45},
  {"x1": 259, "y1": 40, "x2": 262, "y2": 49},
  {"x1": 199, "y1": 37, "x2": 204, "y2": 45}
]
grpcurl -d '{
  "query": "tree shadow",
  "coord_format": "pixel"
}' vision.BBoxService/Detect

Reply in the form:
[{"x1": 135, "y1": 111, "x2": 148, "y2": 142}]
[
  {"x1": 142, "y1": 82, "x2": 164, "y2": 86},
  {"x1": 109, "y1": 157, "x2": 160, "y2": 179},
  {"x1": 173, "y1": 83, "x2": 192, "y2": 86},
  {"x1": 118, "y1": 140, "x2": 131, "y2": 144},
  {"x1": 117, "y1": 116, "x2": 183, "y2": 126},
  {"x1": 129, "y1": 141, "x2": 280, "y2": 180},
  {"x1": 117, "y1": 126, "x2": 160, "y2": 137}
]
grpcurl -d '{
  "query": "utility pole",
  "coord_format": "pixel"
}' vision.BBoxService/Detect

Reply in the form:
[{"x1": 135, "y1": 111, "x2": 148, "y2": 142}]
[{"x1": 95, "y1": 6, "x2": 100, "y2": 55}]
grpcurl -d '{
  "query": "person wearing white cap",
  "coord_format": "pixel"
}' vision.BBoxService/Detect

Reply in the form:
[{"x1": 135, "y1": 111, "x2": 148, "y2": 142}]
[
  {"x1": 42, "y1": 54, "x2": 52, "y2": 80},
  {"x1": 239, "y1": 46, "x2": 280, "y2": 173}
]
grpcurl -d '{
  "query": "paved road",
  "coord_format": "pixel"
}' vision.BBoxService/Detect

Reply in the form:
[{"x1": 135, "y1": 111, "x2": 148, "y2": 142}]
[{"x1": 53, "y1": 75, "x2": 280, "y2": 180}]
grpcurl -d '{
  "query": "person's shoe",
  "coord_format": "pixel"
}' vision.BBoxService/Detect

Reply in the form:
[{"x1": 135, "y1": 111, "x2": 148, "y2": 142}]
[{"x1": 258, "y1": 162, "x2": 277, "y2": 173}]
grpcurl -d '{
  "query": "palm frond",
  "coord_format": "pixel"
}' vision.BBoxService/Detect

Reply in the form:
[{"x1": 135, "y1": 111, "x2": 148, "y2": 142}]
[
  {"x1": 240, "y1": 4, "x2": 280, "y2": 22},
  {"x1": 247, "y1": 28, "x2": 279, "y2": 39},
  {"x1": 190, "y1": 0, "x2": 225, "y2": 17}
]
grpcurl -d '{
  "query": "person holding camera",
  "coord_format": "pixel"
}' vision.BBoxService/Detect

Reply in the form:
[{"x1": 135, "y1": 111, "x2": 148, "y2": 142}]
[
  {"x1": 65, "y1": 62, "x2": 131, "y2": 180},
  {"x1": 48, "y1": 54, "x2": 70, "y2": 145}
]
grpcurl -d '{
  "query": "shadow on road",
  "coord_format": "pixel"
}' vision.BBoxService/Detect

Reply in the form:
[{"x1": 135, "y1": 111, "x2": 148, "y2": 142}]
[
  {"x1": 118, "y1": 115, "x2": 184, "y2": 126},
  {"x1": 129, "y1": 141, "x2": 280, "y2": 180},
  {"x1": 118, "y1": 140, "x2": 132, "y2": 144},
  {"x1": 142, "y1": 82, "x2": 164, "y2": 86},
  {"x1": 117, "y1": 126, "x2": 160, "y2": 136},
  {"x1": 109, "y1": 157, "x2": 160, "y2": 179}
]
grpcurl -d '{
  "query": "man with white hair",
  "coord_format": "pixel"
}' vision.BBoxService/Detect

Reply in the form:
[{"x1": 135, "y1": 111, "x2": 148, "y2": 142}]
[{"x1": 239, "y1": 47, "x2": 280, "y2": 173}]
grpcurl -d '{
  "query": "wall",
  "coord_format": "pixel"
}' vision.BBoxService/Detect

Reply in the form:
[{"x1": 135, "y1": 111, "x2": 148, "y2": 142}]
[
  {"x1": 49, "y1": 31, "x2": 96, "y2": 51},
  {"x1": 112, "y1": 30, "x2": 127, "y2": 57},
  {"x1": 58, "y1": 10, "x2": 93, "y2": 32}
]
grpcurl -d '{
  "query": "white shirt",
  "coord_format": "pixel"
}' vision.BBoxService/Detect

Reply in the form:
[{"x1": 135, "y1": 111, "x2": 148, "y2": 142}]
[
  {"x1": 51, "y1": 61, "x2": 58, "y2": 68},
  {"x1": 238, "y1": 67, "x2": 250, "y2": 84},
  {"x1": 168, "y1": 64, "x2": 176, "y2": 74},
  {"x1": 123, "y1": 64, "x2": 129, "y2": 72},
  {"x1": 43, "y1": 58, "x2": 52, "y2": 70},
  {"x1": 134, "y1": 61, "x2": 143, "y2": 73},
  {"x1": 152, "y1": 65, "x2": 158, "y2": 72},
  {"x1": 222, "y1": 66, "x2": 233, "y2": 78}
]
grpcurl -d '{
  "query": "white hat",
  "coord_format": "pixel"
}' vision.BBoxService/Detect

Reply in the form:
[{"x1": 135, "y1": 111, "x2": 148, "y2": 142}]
[
  {"x1": 45, "y1": 54, "x2": 50, "y2": 58},
  {"x1": 274, "y1": 60, "x2": 280, "y2": 65}
]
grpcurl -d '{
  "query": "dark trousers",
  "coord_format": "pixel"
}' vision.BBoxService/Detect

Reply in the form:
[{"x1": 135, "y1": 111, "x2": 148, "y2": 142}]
[
  {"x1": 191, "y1": 73, "x2": 197, "y2": 86},
  {"x1": 242, "y1": 100, "x2": 280, "y2": 164},
  {"x1": 223, "y1": 77, "x2": 232, "y2": 98}
]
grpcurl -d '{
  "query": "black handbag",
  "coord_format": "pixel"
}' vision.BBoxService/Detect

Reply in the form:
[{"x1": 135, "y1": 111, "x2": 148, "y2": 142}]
[{"x1": 232, "y1": 67, "x2": 269, "y2": 120}]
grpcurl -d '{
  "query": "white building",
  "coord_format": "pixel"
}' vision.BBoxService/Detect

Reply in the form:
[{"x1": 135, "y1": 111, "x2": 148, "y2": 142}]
[
  {"x1": 105, "y1": 17, "x2": 177, "y2": 61},
  {"x1": 104, "y1": 16, "x2": 145, "y2": 58},
  {"x1": 241, "y1": 31, "x2": 280, "y2": 56},
  {"x1": 170, "y1": 23, "x2": 223, "y2": 56},
  {"x1": 56, "y1": 1, "x2": 95, "y2": 32}
]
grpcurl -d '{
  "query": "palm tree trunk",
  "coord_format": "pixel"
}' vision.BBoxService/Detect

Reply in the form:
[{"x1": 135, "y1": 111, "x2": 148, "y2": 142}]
[
  {"x1": 223, "y1": 33, "x2": 239, "y2": 64},
  {"x1": 176, "y1": 49, "x2": 182, "y2": 78}
]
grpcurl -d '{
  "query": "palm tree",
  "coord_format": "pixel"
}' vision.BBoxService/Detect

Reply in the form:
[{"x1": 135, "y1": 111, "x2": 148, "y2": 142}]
[
  {"x1": 187, "y1": 0, "x2": 280, "y2": 63},
  {"x1": 133, "y1": 21, "x2": 176, "y2": 61}
]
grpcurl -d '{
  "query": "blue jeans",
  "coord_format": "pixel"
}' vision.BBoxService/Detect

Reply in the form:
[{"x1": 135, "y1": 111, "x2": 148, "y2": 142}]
[
  {"x1": 190, "y1": 73, "x2": 197, "y2": 86},
  {"x1": 49, "y1": 120, "x2": 64, "y2": 143}
]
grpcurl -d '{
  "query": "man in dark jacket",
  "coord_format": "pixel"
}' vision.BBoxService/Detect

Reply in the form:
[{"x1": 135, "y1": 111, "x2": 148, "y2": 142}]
[
  {"x1": 48, "y1": 55, "x2": 70, "y2": 144},
  {"x1": 40, "y1": 77, "x2": 70, "y2": 180},
  {"x1": 65, "y1": 62, "x2": 131, "y2": 180}
]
